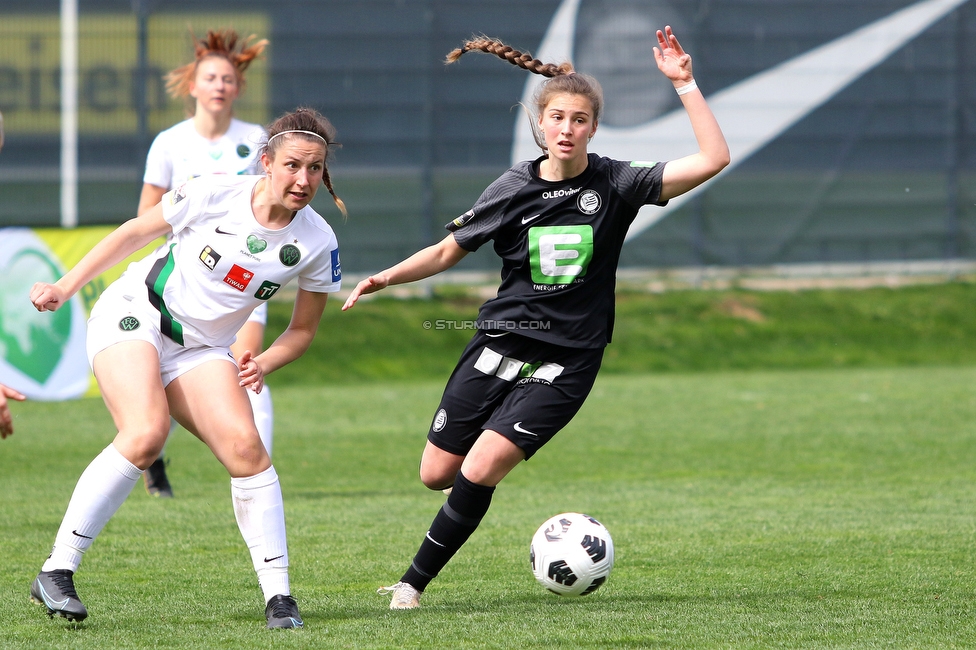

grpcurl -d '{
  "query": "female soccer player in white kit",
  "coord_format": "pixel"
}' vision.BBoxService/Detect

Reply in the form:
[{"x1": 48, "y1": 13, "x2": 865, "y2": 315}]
[
  {"x1": 344, "y1": 27, "x2": 729, "y2": 609},
  {"x1": 138, "y1": 29, "x2": 273, "y2": 496},
  {"x1": 29, "y1": 107, "x2": 345, "y2": 629}
]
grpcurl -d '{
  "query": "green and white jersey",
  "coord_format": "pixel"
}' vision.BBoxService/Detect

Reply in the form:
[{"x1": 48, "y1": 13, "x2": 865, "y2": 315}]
[
  {"x1": 143, "y1": 118, "x2": 265, "y2": 189},
  {"x1": 447, "y1": 154, "x2": 666, "y2": 349},
  {"x1": 116, "y1": 175, "x2": 341, "y2": 348}
]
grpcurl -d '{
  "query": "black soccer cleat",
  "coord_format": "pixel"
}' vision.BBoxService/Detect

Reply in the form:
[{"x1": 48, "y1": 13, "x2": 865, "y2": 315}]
[
  {"x1": 144, "y1": 457, "x2": 173, "y2": 498},
  {"x1": 30, "y1": 570, "x2": 88, "y2": 622},
  {"x1": 265, "y1": 594, "x2": 304, "y2": 629}
]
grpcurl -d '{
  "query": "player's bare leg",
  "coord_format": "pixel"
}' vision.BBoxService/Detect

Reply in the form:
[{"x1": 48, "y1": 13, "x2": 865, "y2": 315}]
[
  {"x1": 167, "y1": 360, "x2": 301, "y2": 628},
  {"x1": 32, "y1": 341, "x2": 168, "y2": 622}
]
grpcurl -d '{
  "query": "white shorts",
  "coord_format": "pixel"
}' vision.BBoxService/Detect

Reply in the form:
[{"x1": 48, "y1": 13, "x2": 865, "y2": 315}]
[
  {"x1": 248, "y1": 301, "x2": 268, "y2": 326},
  {"x1": 87, "y1": 284, "x2": 235, "y2": 387}
]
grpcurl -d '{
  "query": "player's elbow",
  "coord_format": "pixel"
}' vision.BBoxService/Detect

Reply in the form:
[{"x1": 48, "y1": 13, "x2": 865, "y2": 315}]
[
  {"x1": 706, "y1": 146, "x2": 731, "y2": 176},
  {"x1": 697, "y1": 149, "x2": 730, "y2": 185}
]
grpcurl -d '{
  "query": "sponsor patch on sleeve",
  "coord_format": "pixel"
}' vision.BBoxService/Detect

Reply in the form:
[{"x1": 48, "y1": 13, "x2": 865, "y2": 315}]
[
  {"x1": 446, "y1": 209, "x2": 475, "y2": 231},
  {"x1": 331, "y1": 248, "x2": 342, "y2": 283}
]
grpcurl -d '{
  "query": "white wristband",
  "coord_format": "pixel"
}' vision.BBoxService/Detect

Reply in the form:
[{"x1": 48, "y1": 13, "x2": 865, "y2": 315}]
[{"x1": 675, "y1": 79, "x2": 698, "y2": 96}]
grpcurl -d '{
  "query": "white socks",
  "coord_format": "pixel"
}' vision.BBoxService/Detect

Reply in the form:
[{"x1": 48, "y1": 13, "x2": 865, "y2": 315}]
[
  {"x1": 40, "y1": 445, "x2": 290, "y2": 605},
  {"x1": 42, "y1": 444, "x2": 142, "y2": 573},
  {"x1": 231, "y1": 465, "x2": 290, "y2": 603},
  {"x1": 248, "y1": 386, "x2": 274, "y2": 456}
]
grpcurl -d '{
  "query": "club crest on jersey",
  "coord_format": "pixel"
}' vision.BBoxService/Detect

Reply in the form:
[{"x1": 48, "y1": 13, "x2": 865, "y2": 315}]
[
  {"x1": 118, "y1": 316, "x2": 140, "y2": 331},
  {"x1": 223, "y1": 264, "x2": 254, "y2": 292},
  {"x1": 199, "y1": 245, "x2": 221, "y2": 271},
  {"x1": 577, "y1": 189, "x2": 602, "y2": 215},
  {"x1": 279, "y1": 244, "x2": 301, "y2": 267},
  {"x1": 237, "y1": 144, "x2": 251, "y2": 158}
]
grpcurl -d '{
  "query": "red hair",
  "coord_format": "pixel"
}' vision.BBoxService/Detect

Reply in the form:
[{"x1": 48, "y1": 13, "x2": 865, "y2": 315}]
[{"x1": 164, "y1": 29, "x2": 268, "y2": 99}]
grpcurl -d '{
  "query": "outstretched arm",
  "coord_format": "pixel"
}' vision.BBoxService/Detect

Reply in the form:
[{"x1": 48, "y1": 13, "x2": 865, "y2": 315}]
[
  {"x1": 342, "y1": 233, "x2": 469, "y2": 310},
  {"x1": 654, "y1": 26, "x2": 730, "y2": 201},
  {"x1": 30, "y1": 204, "x2": 171, "y2": 312},
  {"x1": 0, "y1": 383, "x2": 26, "y2": 439}
]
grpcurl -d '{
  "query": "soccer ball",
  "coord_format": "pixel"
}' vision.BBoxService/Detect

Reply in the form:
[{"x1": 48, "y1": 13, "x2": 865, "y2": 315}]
[{"x1": 530, "y1": 512, "x2": 614, "y2": 596}]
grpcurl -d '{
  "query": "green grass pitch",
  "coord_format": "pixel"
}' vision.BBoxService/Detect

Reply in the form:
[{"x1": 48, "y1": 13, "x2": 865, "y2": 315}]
[{"x1": 3, "y1": 364, "x2": 976, "y2": 648}]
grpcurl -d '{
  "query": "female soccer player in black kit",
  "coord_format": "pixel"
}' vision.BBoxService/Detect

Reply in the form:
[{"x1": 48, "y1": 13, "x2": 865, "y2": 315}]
[{"x1": 343, "y1": 26, "x2": 730, "y2": 609}]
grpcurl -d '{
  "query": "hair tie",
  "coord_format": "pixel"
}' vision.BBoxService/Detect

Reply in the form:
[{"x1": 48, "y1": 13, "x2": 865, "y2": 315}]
[{"x1": 268, "y1": 130, "x2": 327, "y2": 145}]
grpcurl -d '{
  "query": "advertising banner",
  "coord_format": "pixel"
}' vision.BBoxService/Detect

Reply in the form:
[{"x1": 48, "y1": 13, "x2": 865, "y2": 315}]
[{"x1": 0, "y1": 227, "x2": 161, "y2": 400}]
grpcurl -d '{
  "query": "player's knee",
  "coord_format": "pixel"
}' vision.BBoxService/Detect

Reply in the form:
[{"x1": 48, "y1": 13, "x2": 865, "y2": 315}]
[
  {"x1": 115, "y1": 418, "x2": 170, "y2": 468},
  {"x1": 419, "y1": 465, "x2": 456, "y2": 491},
  {"x1": 231, "y1": 434, "x2": 270, "y2": 472}
]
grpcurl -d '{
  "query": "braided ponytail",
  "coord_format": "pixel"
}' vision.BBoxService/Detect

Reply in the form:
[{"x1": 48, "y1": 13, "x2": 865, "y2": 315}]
[
  {"x1": 446, "y1": 37, "x2": 573, "y2": 77},
  {"x1": 446, "y1": 36, "x2": 603, "y2": 154}
]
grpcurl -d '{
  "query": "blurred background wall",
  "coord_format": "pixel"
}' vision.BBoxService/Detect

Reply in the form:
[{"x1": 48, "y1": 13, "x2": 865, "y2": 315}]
[{"x1": 1, "y1": 0, "x2": 973, "y2": 273}]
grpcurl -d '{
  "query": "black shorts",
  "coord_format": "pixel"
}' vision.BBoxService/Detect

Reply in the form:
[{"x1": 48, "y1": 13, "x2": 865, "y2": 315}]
[{"x1": 427, "y1": 330, "x2": 604, "y2": 460}]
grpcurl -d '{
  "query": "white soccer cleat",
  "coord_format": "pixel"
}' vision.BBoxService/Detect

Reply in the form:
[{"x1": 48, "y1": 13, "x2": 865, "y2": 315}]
[{"x1": 377, "y1": 582, "x2": 421, "y2": 610}]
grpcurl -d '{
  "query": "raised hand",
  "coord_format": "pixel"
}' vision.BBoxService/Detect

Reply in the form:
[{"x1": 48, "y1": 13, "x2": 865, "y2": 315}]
[{"x1": 653, "y1": 25, "x2": 694, "y2": 84}]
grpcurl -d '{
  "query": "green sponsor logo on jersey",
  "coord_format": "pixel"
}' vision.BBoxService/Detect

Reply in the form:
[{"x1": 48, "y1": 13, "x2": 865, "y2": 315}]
[
  {"x1": 528, "y1": 225, "x2": 594, "y2": 285},
  {"x1": 246, "y1": 235, "x2": 267, "y2": 254},
  {"x1": 254, "y1": 281, "x2": 281, "y2": 301}
]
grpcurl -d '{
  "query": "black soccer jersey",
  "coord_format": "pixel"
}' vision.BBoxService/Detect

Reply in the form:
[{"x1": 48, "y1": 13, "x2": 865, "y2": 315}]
[{"x1": 447, "y1": 153, "x2": 667, "y2": 348}]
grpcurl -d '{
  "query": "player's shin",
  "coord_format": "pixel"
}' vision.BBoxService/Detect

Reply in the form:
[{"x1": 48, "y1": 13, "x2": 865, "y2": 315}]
[
  {"x1": 42, "y1": 444, "x2": 142, "y2": 572},
  {"x1": 401, "y1": 470, "x2": 495, "y2": 591},
  {"x1": 231, "y1": 465, "x2": 290, "y2": 602}
]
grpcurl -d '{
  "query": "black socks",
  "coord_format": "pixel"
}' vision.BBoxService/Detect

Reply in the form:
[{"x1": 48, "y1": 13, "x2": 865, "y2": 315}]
[{"x1": 400, "y1": 470, "x2": 495, "y2": 592}]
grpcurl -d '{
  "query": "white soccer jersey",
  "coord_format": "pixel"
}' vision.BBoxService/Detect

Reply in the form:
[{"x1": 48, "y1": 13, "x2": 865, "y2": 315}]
[
  {"x1": 114, "y1": 176, "x2": 341, "y2": 348},
  {"x1": 143, "y1": 118, "x2": 266, "y2": 189}
]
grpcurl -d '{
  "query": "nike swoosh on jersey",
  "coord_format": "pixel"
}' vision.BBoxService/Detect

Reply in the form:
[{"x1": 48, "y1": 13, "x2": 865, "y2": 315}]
[
  {"x1": 521, "y1": 214, "x2": 542, "y2": 225},
  {"x1": 512, "y1": 0, "x2": 969, "y2": 241},
  {"x1": 215, "y1": 226, "x2": 237, "y2": 236},
  {"x1": 513, "y1": 421, "x2": 539, "y2": 437}
]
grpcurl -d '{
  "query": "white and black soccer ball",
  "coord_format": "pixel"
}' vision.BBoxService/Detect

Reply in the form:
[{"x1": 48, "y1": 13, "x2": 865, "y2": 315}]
[{"x1": 530, "y1": 512, "x2": 614, "y2": 596}]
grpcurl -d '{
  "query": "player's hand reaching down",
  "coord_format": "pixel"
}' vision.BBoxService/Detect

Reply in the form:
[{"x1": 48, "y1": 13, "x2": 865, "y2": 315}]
[
  {"x1": 237, "y1": 350, "x2": 265, "y2": 394},
  {"x1": 0, "y1": 383, "x2": 26, "y2": 439},
  {"x1": 342, "y1": 275, "x2": 389, "y2": 311}
]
